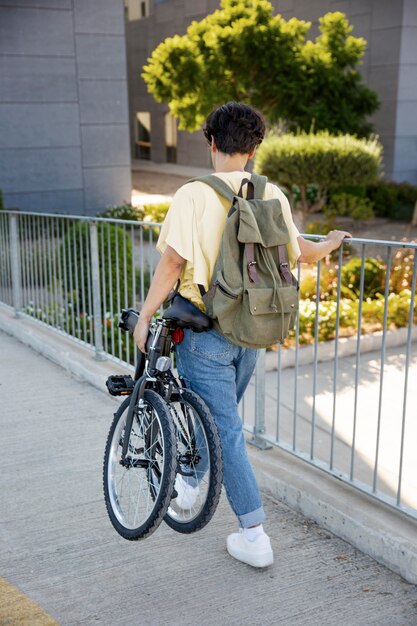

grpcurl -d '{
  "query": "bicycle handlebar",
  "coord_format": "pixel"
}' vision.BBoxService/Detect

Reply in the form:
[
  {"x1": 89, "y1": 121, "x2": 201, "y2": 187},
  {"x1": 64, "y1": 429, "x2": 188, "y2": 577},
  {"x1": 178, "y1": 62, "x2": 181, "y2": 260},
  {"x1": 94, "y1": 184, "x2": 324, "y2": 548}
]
[{"x1": 119, "y1": 308, "x2": 139, "y2": 334}]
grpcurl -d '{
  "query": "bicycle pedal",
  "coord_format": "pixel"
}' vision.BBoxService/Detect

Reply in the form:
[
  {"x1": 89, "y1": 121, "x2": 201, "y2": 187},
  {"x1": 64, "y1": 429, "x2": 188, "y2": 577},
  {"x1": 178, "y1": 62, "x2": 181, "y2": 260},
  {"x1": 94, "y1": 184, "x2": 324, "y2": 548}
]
[{"x1": 106, "y1": 375, "x2": 135, "y2": 396}]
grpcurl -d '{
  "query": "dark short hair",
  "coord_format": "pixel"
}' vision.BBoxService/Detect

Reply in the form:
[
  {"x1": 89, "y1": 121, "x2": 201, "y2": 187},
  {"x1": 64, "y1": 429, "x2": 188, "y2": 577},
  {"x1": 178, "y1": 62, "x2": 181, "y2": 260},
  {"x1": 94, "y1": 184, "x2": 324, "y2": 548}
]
[{"x1": 203, "y1": 102, "x2": 265, "y2": 155}]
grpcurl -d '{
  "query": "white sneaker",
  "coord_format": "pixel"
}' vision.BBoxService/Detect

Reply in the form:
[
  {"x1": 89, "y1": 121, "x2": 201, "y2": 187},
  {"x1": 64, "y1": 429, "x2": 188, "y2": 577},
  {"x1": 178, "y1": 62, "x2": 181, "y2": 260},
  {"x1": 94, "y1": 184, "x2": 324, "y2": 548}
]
[
  {"x1": 227, "y1": 529, "x2": 274, "y2": 568},
  {"x1": 173, "y1": 475, "x2": 199, "y2": 510}
]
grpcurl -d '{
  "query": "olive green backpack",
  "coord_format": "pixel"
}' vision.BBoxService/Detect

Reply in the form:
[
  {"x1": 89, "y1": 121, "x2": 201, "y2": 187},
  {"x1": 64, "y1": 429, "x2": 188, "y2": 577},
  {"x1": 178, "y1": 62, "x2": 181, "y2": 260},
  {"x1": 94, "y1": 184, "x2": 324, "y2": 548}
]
[{"x1": 190, "y1": 173, "x2": 299, "y2": 349}]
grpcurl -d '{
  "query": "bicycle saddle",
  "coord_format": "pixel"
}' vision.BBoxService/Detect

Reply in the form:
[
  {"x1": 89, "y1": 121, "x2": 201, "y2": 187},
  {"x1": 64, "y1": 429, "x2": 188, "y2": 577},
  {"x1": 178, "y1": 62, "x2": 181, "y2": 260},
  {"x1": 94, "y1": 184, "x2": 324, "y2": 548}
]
[{"x1": 162, "y1": 292, "x2": 212, "y2": 333}]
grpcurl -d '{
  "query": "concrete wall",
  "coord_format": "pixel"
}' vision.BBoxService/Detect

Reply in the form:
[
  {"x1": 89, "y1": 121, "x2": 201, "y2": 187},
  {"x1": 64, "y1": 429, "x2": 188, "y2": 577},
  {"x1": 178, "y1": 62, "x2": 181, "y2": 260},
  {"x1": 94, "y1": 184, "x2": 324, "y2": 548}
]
[
  {"x1": 393, "y1": 0, "x2": 417, "y2": 183},
  {"x1": 126, "y1": 0, "x2": 219, "y2": 168},
  {"x1": 0, "y1": 0, "x2": 132, "y2": 215},
  {"x1": 126, "y1": 0, "x2": 416, "y2": 183}
]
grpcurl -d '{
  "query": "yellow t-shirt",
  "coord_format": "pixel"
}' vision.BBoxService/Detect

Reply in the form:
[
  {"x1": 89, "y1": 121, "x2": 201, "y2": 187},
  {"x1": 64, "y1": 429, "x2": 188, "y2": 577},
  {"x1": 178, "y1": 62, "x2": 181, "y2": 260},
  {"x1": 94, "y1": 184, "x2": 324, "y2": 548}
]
[{"x1": 157, "y1": 171, "x2": 301, "y2": 310}]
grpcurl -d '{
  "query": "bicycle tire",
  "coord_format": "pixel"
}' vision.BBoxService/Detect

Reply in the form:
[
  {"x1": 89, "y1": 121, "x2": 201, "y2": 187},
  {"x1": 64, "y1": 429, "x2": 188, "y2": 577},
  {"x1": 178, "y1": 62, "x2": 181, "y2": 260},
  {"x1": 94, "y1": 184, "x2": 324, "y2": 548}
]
[
  {"x1": 103, "y1": 390, "x2": 176, "y2": 540},
  {"x1": 163, "y1": 389, "x2": 223, "y2": 534}
]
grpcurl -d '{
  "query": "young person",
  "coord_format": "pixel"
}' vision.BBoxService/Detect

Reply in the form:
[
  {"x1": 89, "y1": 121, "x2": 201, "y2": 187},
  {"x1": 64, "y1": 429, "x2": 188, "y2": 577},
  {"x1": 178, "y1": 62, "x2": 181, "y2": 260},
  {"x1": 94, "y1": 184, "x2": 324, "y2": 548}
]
[{"x1": 134, "y1": 102, "x2": 350, "y2": 568}]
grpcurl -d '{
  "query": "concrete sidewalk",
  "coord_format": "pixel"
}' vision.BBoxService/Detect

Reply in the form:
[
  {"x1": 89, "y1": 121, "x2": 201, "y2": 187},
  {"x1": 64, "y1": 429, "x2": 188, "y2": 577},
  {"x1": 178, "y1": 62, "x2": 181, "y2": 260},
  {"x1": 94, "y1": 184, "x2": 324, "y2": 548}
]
[{"x1": 1, "y1": 330, "x2": 417, "y2": 625}]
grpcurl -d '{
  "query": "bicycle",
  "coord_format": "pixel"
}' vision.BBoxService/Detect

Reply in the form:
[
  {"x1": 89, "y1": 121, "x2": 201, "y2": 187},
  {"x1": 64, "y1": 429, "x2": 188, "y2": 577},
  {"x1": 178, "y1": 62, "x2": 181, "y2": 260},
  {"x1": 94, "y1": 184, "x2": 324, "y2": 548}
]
[{"x1": 103, "y1": 298, "x2": 224, "y2": 540}]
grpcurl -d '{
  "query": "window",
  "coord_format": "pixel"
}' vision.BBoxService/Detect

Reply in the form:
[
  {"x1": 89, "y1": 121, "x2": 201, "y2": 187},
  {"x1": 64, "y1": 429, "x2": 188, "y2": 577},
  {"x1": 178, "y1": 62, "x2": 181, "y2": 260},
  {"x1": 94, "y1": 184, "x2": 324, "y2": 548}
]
[
  {"x1": 124, "y1": 0, "x2": 149, "y2": 21},
  {"x1": 136, "y1": 112, "x2": 151, "y2": 160},
  {"x1": 165, "y1": 113, "x2": 177, "y2": 163}
]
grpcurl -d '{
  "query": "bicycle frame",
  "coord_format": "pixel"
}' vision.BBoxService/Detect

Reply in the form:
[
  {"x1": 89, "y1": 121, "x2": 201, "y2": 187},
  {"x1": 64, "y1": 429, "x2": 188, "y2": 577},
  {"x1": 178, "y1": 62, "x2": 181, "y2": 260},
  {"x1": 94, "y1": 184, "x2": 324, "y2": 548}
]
[{"x1": 121, "y1": 317, "x2": 183, "y2": 462}]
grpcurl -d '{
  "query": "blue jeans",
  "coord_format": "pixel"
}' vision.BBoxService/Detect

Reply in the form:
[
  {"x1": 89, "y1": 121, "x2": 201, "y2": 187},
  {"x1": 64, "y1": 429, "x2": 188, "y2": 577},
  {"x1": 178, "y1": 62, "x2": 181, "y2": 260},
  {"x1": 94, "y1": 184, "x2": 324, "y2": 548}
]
[{"x1": 175, "y1": 328, "x2": 265, "y2": 528}]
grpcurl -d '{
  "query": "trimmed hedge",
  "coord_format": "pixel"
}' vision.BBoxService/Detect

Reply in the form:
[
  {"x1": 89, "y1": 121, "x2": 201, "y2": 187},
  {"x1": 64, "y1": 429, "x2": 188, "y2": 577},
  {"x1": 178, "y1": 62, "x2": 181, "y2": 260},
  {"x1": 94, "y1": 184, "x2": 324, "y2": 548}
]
[{"x1": 255, "y1": 131, "x2": 382, "y2": 215}]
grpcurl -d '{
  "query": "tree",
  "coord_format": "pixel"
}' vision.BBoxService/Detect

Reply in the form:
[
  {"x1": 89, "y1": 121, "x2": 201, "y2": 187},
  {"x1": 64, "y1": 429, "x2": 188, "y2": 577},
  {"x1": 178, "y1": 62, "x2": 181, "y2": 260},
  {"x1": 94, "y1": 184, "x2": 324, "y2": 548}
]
[
  {"x1": 254, "y1": 131, "x2": 382, "y2": 226},
  {"x1": 142, "y1": 0, "x2": 379, "y2": 136}
]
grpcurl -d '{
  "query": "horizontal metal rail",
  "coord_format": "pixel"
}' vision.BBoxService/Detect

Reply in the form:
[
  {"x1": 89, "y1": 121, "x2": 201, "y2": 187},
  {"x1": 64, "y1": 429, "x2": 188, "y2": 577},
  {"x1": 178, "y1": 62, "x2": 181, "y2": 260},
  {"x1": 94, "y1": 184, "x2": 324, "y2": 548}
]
[{"x1": 0, "y1": 210, "x2": 416, "y2": 522}]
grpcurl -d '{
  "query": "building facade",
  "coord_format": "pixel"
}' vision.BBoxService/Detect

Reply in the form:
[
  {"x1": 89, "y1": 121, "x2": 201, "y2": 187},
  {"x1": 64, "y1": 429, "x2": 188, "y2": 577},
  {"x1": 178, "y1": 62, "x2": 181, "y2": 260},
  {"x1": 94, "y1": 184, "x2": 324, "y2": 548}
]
[
  {"x1": 125, "y1": 0, "x2": 417, "y2": 183},
  {"x1": 0, "y1": 0, "x2": 132, "y2": 215}
]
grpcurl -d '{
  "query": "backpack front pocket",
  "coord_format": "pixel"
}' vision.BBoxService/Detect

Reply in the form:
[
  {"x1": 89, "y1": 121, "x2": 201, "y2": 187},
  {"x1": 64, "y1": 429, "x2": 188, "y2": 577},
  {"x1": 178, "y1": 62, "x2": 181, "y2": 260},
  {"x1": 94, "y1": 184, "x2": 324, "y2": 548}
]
[{"x1": 233, "y1": 286, "x2": 299, "y2": 347}]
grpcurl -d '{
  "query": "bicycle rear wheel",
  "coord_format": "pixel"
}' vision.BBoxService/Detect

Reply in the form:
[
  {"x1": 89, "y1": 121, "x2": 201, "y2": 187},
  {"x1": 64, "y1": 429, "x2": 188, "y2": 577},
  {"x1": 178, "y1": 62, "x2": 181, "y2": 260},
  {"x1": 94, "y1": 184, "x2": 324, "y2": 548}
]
[
  {"x1": 163, "y1": 389, "x2": 223, "y2": 533},
  {"x1": 103, "y1": 389, "x2": 176, "y2": 540}
]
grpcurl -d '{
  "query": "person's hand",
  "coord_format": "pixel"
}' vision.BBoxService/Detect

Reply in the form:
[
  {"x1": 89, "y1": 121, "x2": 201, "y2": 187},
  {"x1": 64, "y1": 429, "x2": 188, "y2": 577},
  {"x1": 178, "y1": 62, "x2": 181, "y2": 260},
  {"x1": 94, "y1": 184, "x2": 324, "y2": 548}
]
[
  {"x1": 133, "y1": 315, "x2": 151, "y2": 353},
  {"x1": 325, "y1": 230, "x2": 352, "y2": 252}
]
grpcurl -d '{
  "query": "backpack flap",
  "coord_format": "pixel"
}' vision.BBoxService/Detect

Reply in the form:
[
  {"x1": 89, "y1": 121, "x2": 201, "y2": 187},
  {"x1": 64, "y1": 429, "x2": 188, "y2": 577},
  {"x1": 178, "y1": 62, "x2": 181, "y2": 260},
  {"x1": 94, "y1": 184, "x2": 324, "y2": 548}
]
[{"x1": 236, "y1": 197, "x2": 290, "y2": 246}]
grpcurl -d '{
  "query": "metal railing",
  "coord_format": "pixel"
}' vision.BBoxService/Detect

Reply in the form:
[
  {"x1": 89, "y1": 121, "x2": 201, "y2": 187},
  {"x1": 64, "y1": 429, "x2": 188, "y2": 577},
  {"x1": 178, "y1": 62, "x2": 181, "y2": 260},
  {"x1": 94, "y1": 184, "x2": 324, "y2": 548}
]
[
  {"x1": 0, "y1": 210, "x2": 416, "y2": 521},
  {"x1": 0, "y1": 210, "x2": 161, "y2": 366}
]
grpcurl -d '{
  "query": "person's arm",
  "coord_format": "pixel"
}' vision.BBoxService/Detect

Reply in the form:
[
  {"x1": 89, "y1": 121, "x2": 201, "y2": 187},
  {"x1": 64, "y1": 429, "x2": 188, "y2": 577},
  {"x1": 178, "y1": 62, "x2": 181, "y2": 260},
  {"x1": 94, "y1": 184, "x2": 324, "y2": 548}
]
[
  {"x1": 133, "y1": 245, "x2": 185, "y2": 352},
  {"x1": 297, "y1": 230, "x2": 352, "y2": 264}
]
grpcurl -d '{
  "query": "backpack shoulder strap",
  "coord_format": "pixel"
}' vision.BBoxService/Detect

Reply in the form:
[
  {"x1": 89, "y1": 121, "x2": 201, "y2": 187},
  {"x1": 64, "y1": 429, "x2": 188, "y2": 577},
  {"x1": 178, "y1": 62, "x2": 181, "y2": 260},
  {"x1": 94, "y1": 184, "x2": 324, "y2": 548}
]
[
  {"x1": 250, "y1": 172, "x2": 268, "y2": 199},
  {"x1": 187, "y1": 175, "x2": 235, "y2": 203}
]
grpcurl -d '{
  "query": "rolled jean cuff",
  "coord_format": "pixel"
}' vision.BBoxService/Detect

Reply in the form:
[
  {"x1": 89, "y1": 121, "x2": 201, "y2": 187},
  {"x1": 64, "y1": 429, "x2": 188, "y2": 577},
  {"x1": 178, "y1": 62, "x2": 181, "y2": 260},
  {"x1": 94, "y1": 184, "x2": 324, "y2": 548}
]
[{"x1": 238, "y1": 506, "x2": 266, "y2": 529}]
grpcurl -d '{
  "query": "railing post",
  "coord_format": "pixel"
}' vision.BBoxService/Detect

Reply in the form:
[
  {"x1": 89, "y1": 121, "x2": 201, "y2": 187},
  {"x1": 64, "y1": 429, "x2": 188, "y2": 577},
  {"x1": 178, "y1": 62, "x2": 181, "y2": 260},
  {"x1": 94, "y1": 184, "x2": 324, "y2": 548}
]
[
  {"x1": 9, "y1": 213, "x2": 22, "y2": 317},
  {"x1": 249, "y1": 349, "x2": 272, "y2": 450},
  {"x1": 89, "y1": 221, "x2": 106, "y2": 361}
]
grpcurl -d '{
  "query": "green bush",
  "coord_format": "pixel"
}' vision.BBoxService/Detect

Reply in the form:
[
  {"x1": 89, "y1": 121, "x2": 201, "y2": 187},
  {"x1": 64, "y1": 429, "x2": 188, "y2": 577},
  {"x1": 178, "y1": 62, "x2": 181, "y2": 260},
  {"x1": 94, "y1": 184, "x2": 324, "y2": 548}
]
[
  {"x1": 142, "y1": 202, "x2": 170, "y2": 224},
  {"x1": 140, "y1": 202, "x2": 170, "y2": 238},
  {"x1": 299, "y1": 266, "x2": 339, "y2": 301},
  {"x1": 324, "y1": 192, "x2": 375, "y2": 221},
  {"x1": 0, "y1": 190, "x2": 4, "y2": 210},
  {"x1": 60, "y1": 222, "x2": 133, "y2": 316},
  {"x1": 304, "y1": 219, "x2": 336, "y2": 236},
  {"x1": 386, "y1": 290, "x2": 416, "y2": 327},
  {"x1": 389, "y1": 248, "x2": 416, "y2": 293},
  {"x1": 98, "y1": 204, "x2": 143, "y2": 221},
  {"x1": 341, "y1": 256, "x2": 385, "y2": 299},
  {"x1": 328, "y1": 185, "x2": 368, "y2": 200},
  {"x1": 97, "y1": 201, "x2": 170, "y2": 226},
  {"x1": 297, "y1": 298, "x2": 359, "y2": 343},
  {"x1": 255, "y1": 131, "x2": 382, "y2": 219},
  {"x1": 366, "y1": 181, "x2": 417, "y2": 221},
  {"x1": 295, "y1": 290, "x2": 416, "y2": 344},
  {"x1": 362, "y1": 290, "x2": 416, "y2": 329}
]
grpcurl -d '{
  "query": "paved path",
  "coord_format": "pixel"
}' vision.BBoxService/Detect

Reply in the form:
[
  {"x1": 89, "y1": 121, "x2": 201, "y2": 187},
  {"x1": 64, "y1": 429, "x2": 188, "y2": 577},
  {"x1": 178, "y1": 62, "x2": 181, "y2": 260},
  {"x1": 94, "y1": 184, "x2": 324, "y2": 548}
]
[
  {"x1": 1, "y1": 330, "x2": 417, "y2": 626},
  {"x1": 243, "y1": 343, "x2": 417, "y2": 511}
]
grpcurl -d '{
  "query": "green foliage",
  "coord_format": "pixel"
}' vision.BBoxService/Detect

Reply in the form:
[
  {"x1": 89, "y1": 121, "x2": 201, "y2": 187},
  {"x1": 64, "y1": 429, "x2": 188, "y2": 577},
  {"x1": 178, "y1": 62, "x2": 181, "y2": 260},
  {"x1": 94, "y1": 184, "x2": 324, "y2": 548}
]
[
  {"x1": 299, "y1": 266, "x2": 339, "y2": 301},
  {"x1": 138, "y1": 202, "x2": 170, "y2": 238},
  {"x1": 0, "y1": 190, "x2": 4, "y2": 210},
  {"x1": 296, "y1": 289, "x2": 416, "y2": 344},
  {"x1": 143, "y1": 3, "x2": 379, "y2": 136},
  {"x1": 297, "y1": 298, "x2": 358, "y2": 343},
  {"x1": 340, "y1": 256, "x2": 385, "y2": 299},
  {"x1": 329, "y1": 184, "x2": 367, "y2": 199},
  {"x1": 98, "y1": 204, "x2": 142, "y2": 221},
  {"x1": 366, "y1": 181, "x2": 417, "y2": 221},
  {"x1": 389, "y1": 248, "x2": 416, "y2": 293},
  {"x1": 142, "y1": 202, "x2": 170, "y2": 224},
  {"x1": 324, "y1": 192, "x2": 374, "y2": 221},
  {"x1": 255, "y1": 131, "x2": 382, "y2": 216},
  {"x1": 96, "y1": 203, "x2": 170, "y2": 230},
  {"x1": 295, "y1": 251, "x2": 417, "y2": 344},
  {"x1": 304, "y1": 219, "x2": 336, "y2": 236},
  {"x1": 60, "y1": 222, "x2": 133, "y2": 315}
]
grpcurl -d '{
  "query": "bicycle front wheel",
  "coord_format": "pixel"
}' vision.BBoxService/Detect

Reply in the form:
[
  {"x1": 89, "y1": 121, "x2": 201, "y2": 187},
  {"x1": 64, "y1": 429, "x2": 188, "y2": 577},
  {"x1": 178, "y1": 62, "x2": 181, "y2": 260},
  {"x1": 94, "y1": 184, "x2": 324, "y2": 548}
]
[
  {"x1": 103, "y1": 390, "x2": 176, "y2": 540},
  {"x1": 164, "y1": 389, "x2": 223, "y2": 534}
]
